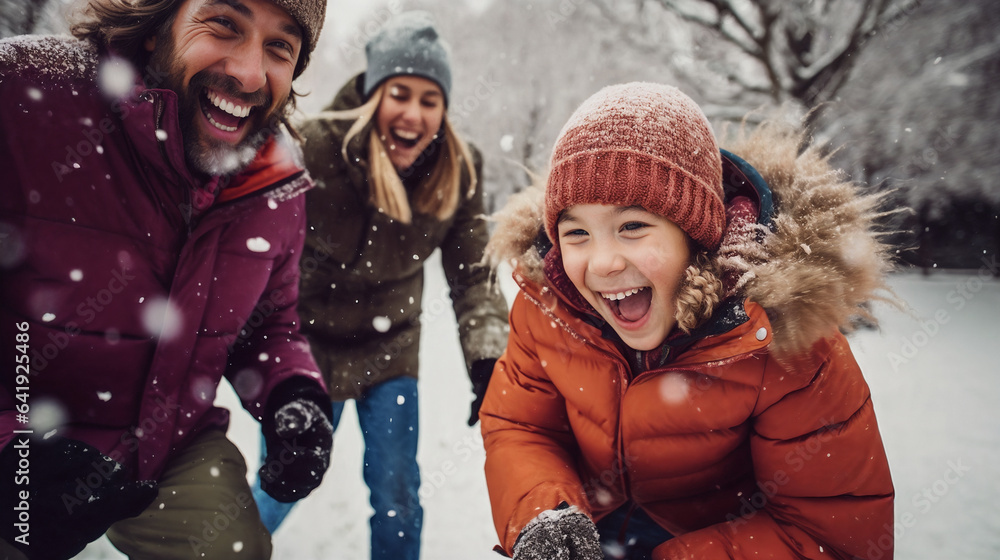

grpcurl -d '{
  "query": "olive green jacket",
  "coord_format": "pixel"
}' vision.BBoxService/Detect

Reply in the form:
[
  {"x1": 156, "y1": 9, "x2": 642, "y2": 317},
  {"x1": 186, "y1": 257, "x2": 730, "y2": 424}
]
[{"x1": 297, "y1": 76, "x2": 509, "y2": 400}]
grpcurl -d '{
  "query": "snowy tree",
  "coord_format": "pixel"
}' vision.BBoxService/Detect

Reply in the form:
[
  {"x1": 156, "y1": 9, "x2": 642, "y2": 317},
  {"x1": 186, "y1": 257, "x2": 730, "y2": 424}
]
[
  {"x1": 588, "y1": 0, "x2": 923, "y2": 114},
  {"x1": 823, "y1": 0, "x2": 1000, "y2": 269},
  {"x1": 423, "y1": 0, "x2": 690, "y2": 210},
  {"x1": 0, "y1": 0, "x2": 71, "y2": 37}
]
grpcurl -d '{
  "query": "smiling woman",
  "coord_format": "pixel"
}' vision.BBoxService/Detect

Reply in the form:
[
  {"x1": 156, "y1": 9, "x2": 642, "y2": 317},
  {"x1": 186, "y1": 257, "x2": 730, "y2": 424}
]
[
  {"x1": 375, "y1": 76, "x2": 446, "y2": 172},
  {"x1": 246, "y1": 10, "x2": 511, "y2": 560}
]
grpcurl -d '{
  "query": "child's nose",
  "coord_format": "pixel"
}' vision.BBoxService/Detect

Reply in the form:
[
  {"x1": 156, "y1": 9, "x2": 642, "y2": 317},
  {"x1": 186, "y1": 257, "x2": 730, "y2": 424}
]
[{"x1": 588, "y1": 246, "x2": 627, "y2": 277}]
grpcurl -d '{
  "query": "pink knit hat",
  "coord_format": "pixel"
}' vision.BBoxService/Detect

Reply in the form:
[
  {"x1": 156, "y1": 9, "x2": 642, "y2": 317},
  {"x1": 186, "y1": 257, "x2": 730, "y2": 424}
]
[{"x1": 545, "y1": 82, "x2": 726, "y2": 250}]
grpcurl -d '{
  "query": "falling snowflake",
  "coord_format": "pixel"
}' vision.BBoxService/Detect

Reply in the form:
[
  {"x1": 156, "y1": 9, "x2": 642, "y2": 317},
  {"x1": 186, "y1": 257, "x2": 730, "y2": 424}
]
[
  {"x1": 500, "y1": 134, "x2": 515, "y2": 152},
  {"x1": 30, "y1": 398, "x2": 67, "y2": 434},
  {"x1": 232, "y1": 368, "x2": 264, "y2": 401},
  {"x1": 246, "y1": 237, "x2": 271, "y2": 252},
  {"x1": 659, "y1": 373, "x2": 690, "y2": 404},
  {"x1": 141, "y1": 297, "x2": 183, "y2": 341},
  {"x1": 190, "y1": 377, "x2": 216, "y2": 404},
  {"x1": 97, "y1": 57, "x2": 134, "y2": 99},
  {"x1": 372, "y1": 315, "x2": 392, "y2": 333}
]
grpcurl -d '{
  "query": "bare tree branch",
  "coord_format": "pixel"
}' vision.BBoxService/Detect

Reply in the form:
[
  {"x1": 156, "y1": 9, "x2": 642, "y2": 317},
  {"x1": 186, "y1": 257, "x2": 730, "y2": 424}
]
[
  {"x1": 595, "y1": 0, "x2": 921, "y2": 113},
  {"x1": 647, "y1": 0, "x2": 764, "y2": 56}
]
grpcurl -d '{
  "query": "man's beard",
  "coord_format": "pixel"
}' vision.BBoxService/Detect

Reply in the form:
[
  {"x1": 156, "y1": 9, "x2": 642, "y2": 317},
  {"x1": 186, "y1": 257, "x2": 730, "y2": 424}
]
[{"x1": 146, "y1": 41, "x2": 291, "y2": 176}]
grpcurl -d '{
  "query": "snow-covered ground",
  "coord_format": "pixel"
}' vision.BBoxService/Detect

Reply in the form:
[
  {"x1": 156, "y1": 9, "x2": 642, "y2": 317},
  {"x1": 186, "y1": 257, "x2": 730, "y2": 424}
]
[{"x1": 77, "y1": 254, "x2": 1000, "y2": 559}]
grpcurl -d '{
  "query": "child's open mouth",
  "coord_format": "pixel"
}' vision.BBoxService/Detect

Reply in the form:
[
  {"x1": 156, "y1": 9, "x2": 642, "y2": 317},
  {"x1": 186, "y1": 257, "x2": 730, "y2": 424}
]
[
  {"x1": 601, "y1": 287, "x2": 652, "y2": 322},
  {"x1": 201, "y1": 88, "x2": 255, "y2": 134}
]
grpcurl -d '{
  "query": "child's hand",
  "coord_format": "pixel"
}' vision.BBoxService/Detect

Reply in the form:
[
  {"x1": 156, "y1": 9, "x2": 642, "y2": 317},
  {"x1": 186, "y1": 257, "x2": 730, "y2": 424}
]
[{"x1": 513, "y1": 503, "x2": 603, "y2": 560}]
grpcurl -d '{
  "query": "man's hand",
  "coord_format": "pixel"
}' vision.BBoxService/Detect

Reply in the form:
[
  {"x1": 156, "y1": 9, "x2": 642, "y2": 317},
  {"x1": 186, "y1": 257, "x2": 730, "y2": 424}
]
[
  {"x1": 0, "y1": 435, "x2": 158, "y2": 559},
  {"x1": 258, "y1": 378, "x2": 333, "y2": 503}
]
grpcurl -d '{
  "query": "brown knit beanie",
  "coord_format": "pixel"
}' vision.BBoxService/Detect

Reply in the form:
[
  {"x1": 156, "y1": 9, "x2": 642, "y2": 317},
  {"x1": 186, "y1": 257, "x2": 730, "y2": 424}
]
[
  {"x1": 545, "y1": 82, "x2": 726, "y2": 250},
  {"x1": 271, "y1": 0, "x2": 327, "y2": 57}
]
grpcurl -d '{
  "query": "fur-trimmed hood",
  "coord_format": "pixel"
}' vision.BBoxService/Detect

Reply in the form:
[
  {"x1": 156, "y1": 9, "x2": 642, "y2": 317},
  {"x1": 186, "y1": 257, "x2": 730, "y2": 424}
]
[{"x1": 485, "y1": 118, "x2": 897, "y2": 361}]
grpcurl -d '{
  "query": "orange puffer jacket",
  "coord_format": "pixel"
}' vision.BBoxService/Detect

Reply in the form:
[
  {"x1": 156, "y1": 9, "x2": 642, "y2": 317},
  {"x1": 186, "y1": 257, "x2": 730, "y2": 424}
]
[{"x1": 480, "y1": 122, "x2": 896, "y2": 559}]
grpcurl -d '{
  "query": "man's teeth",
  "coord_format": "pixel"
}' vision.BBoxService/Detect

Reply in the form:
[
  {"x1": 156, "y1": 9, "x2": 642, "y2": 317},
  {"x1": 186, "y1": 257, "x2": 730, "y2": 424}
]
[
  {"x1": 206, "y1": 90, "x2": 252, "y2": 118},
  {"x1": 205, "y1": 113, "x2": 237, "y2": 132},
  {"x1": 601, "y1": 287, "x2": 644, "y2": 301}
]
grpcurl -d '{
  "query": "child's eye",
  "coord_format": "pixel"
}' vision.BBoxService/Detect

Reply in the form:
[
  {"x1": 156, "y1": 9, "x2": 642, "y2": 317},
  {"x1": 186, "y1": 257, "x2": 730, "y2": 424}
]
[
  {"x1": 561, "y1": 228, "x2": 588, "y2": 238},
  {"x1": 621, "y1": 221, "x2": 648, "y2": 232}
]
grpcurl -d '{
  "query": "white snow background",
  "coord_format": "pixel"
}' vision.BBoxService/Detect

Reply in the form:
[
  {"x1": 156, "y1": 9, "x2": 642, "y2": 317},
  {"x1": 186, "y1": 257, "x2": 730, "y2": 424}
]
[{"x1": 74, "y1": 252, "x2": 1000, "y2": 559}]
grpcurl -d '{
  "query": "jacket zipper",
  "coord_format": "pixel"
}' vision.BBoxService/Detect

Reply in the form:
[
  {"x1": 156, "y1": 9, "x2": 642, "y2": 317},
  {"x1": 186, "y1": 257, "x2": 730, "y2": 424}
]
[
  {"x1": 605, "y1": 338, "x2": 760, "y2": 512},
  {"x1": 142, "y1": 90, "x2": 196, "y2": 235}
]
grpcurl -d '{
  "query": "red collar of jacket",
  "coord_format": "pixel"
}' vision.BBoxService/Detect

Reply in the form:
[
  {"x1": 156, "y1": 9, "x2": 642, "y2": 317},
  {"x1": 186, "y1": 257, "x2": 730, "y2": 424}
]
[{"x1": 218, "y1": 134, "x2": 305, "y2": 203}]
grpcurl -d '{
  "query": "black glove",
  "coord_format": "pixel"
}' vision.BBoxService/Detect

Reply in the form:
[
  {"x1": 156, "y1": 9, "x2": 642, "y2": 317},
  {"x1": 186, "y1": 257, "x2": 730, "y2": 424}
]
[
  {"x1": 513, "y1": 503, "x2": 604, "y2": 560},
  {"x1": 467, "y1": 358, "x2": 496, "y2": 426},
  {"x1": 258, "y1": 378, "x2": 334, "y2": 503},
  {"x1": 0, "y1": 435, "x2": 158, "y2": 560}
]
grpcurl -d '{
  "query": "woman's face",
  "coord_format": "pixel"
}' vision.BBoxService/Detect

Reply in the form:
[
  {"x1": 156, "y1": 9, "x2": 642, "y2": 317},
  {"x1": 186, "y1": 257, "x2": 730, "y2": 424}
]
[
  {"x1": 558, "y1": 204, "x2": 692, "y2": 351},
  {"x1": 375, "y1": 76, "x2": 446, "y2": 171}
]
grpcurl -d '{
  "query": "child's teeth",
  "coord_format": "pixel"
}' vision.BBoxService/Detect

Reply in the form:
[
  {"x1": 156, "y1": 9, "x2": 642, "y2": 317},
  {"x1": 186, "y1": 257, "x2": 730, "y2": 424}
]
[{"x1": 602, "y1": 288, "x2": 642, "y2": 300}]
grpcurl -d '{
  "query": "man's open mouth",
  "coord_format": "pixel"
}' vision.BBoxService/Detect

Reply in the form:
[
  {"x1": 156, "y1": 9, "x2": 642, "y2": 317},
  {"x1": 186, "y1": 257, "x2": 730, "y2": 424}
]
[
  {"x1": 601, "y1": 287, "x2": 652, "y2": 322},
  {"x1": 201, "y1": 88, "x2": 255, "y2": 133}
]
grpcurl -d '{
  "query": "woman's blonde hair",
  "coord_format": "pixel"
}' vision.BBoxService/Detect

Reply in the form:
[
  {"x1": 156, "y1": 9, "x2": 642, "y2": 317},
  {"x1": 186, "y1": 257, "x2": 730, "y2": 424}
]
[{"x1": 320, "y1": 83, "x2": 477, "y2": 224}]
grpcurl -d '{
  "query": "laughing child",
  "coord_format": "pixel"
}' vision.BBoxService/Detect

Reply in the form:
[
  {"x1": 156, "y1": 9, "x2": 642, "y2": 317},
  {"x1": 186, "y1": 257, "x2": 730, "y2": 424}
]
[{"x1": 479, "y1": 83, "x2": 896, "y2": 559}]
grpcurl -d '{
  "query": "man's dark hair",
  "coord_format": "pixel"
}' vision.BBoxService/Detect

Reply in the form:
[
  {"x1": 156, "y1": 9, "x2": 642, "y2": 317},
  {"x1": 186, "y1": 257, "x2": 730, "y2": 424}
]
[
  {"x1": 69, "y1": 0, "x2": 306, "y2": 134},
  {"x1": 69, "y1": 0, "x2": 178, "y2": 73}
]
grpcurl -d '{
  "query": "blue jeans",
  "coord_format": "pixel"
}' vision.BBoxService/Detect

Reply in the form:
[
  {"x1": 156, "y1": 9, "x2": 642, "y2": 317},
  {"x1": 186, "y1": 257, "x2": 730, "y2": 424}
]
[
  {"x1": 251, "y1": 376, "x2": 422, "y2": 560},
  {"x1": 595, "y1": 504, "x2": 674, "y2": 560}
]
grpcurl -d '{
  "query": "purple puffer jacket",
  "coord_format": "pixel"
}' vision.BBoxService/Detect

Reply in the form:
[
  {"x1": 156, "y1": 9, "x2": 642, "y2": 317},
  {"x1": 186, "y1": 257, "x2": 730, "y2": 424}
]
[{"x1": 0, "y1": 36, "x2": 324, "y2": 481}]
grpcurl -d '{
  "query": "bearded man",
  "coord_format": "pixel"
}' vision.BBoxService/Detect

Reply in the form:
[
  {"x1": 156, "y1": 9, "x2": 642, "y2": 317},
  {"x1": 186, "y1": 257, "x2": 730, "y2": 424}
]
[{"x1": 0, "y1": 0, "x2": 334, "y2": 558}]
